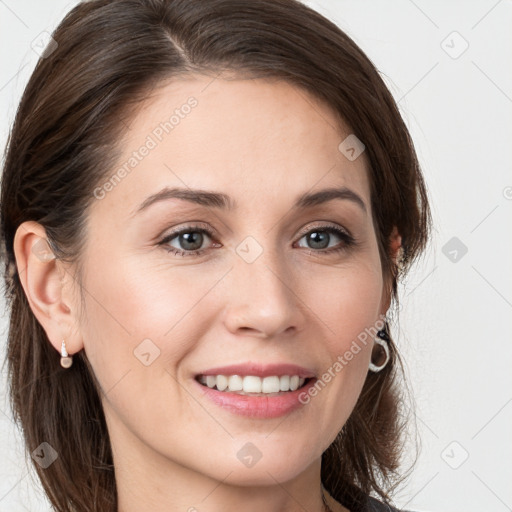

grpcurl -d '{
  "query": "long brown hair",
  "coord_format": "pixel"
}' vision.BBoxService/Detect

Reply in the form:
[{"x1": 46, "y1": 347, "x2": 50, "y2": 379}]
[{"x1": 0, "y1": 1, "x2": 431, "y2": 510}]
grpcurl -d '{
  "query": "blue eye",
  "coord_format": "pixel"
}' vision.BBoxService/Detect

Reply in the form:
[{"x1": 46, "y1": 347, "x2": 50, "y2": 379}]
[
  {"x1": 295, "y1": 226, "x2": 355, "y2": 254},
  {"x1": 159, "y1": 225, "x2": 215, "y2": 257},
  {"x1": 158, "y1": 224, "x2": 355, "y2": 257}
]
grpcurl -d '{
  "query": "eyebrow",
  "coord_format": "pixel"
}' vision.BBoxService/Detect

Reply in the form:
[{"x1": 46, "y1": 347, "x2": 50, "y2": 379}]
[{"x1": 132, "y1": 185, "x2": 367, "y2": 216}]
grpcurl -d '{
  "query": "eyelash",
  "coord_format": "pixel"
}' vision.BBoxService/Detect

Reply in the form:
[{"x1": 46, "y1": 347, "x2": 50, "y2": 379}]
[{"x1": 158, "y1": 223, "x2": 356, "y2": 258}]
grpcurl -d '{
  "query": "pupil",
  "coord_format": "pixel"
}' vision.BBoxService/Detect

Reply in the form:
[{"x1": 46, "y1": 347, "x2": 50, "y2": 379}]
[
  {"x1": 180, "y1": 232, "x2": 203, "y2": 250},
  {"x1": 308, "y1": 231, "x2": 329, "y2": 249}
]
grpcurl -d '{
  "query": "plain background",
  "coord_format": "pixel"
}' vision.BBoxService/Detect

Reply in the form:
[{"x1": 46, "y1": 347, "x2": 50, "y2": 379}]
[{"x1": 1, "y1": 1, "x2": 511, "y2": 511}]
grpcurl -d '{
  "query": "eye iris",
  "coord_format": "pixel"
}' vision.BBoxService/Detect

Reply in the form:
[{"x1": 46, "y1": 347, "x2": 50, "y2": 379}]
[
  {"x1": 308, "y1": 231, "x2": 329, "y2": 249},
  {"x1": 180, "y1": 232, "x2": 203, "y2": 251}
]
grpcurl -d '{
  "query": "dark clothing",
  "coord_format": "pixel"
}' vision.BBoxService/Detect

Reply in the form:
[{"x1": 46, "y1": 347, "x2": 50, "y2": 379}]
[
  {"x1": 334, "y1": 486, "x2": 411, "y2": 512},
  {"x1": 365, "y1": 495, "x2": 407, "y2": 511}
]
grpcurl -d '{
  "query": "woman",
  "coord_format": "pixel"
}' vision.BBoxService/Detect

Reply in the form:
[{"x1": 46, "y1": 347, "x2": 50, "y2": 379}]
[{"x1": 0, "y1": 0, "x2": 431, "y2": 511}]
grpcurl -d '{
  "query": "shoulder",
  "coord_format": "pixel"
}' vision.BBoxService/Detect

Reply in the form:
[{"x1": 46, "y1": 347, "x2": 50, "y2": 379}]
[
  {"x1": 364, "y1": 495, "x2": 414, "y2": 512},
  {"x1": 323, "y1": 484, "x2": 415, "y2": 512}
]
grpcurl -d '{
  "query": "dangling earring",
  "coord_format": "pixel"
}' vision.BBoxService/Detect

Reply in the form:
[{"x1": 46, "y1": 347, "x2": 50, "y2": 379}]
[
  {"x1": 60, "y1": 340, "x2": 73, "y2": 368},
  {"x1": 369, "y1": 328, "x2": 390, "y2": 372}
]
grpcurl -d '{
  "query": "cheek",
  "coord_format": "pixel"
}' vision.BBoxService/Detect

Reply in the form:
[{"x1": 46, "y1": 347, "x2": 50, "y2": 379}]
[
  {"x1": 77, "y1": 254, "x2": 229, "y2": 387},
  {"x1": 305, "y1": 257, "x2": 384, "y2": 348},
  {"x1": 298, "y1": 257, "x2": 384, "y2": 430}
]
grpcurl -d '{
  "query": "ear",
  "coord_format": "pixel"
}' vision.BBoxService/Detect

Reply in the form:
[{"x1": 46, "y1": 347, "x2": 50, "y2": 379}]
[
  {"x1": 380, "y1": 226, "x2": 402, "y2": 315},
  {"x1": 13, "y1": 221, "x2": 84, "y2": 356}
]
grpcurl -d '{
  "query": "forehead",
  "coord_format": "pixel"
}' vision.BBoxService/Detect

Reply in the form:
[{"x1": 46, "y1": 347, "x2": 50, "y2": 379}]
[{"x1": 92, "y1": 75, "x2": 371, "y2": 219}]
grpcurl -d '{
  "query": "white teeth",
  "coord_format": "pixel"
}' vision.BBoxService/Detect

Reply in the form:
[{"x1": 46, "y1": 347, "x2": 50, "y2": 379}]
[
  {"x1": 279, "y1": 375, "x2": 290, "y2": 391},
  {"x1": 290, "y1": 375, "x2": 300, "y2": 391},
  {"x1": 228, "y1": 375, "x2": 243, "y2": 391},
  {"x1": 216, "y1": 375, "x2": 228, "y2": 391},
  {"x1": 243, "y1": 375, "x2": 262, "y2": 393},
  {"x1": 198, "y1": 374, "x2": 308, "y2": 393},
  {"x1": 262, "y1": 376, "x2": 280, "y2": 393}
]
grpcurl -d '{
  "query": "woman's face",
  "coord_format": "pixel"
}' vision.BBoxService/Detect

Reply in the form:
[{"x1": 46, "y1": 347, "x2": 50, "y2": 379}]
[{"x1": 75, "y1": 76, "x2": 388, "y2": 485}]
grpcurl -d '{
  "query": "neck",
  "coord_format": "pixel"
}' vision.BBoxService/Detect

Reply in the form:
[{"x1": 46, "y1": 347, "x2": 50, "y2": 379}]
[
  {"x1": 115, "y1": 458, "x2": 329, "y2": 512},
  {"x1": 109, "y1": 413, "x2": 343, "y2": 512}
]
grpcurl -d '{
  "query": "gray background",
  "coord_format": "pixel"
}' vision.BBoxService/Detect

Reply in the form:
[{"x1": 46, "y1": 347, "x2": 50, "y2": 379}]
[{"x1": 1, "y1": 1, "x2": 511, "y2": 511}]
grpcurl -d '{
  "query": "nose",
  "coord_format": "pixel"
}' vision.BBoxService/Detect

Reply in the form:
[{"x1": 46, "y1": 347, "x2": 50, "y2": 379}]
[{"x1": 221, "y1": 244, "x2": 305, "y2": 339}]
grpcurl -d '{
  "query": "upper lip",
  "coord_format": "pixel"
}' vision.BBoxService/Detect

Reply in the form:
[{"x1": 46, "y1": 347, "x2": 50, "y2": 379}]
[{"x1": 195, "y1": 363, "x2": 316, "y2": 379}]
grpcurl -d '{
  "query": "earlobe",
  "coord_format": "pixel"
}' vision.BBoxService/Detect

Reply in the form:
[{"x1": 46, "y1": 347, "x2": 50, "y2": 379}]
[
  {"x1": 389, "y1": 226, "x2": 402, "y2": 262},
  {"x1": 13, "y1": 221, "x2": 83, "y2": 356},
  {"x1": 380, "y1": 226, "x2": 402, "y2": 315}
]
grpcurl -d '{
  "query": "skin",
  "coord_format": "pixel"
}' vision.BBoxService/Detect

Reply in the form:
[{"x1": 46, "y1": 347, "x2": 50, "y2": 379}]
[{"x1": 14, "y1": 75, "x2": 401, "y2": 512}]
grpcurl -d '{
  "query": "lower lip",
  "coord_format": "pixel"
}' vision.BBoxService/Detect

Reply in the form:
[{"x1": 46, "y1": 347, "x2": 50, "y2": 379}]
[{"x1": 193, "y1": 378, "x2": 317, "y2": 418}]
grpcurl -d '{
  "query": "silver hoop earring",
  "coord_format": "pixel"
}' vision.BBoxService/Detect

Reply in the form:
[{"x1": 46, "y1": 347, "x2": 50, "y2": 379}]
[
  {"x1": 369, "y1": 329, "x2": 390, "y2": 372},
  {"x1": 60, "y1": 340, "x2": 73, "y2": 369}
]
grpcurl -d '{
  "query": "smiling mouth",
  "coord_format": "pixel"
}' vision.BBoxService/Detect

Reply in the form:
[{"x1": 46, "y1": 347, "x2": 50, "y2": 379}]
[{"x1": 195, "y1": 374, "x2": 313, "y2": 396}]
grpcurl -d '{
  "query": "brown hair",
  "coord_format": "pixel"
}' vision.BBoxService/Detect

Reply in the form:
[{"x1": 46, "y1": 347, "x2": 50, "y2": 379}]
[{"x1": 0, "y1": 0, "x2": 431, "y2": 510}]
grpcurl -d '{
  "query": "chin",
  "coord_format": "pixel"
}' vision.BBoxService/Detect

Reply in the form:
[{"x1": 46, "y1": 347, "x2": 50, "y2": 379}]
[{"x1": 198, "y1": 444, "x2": 317, "y2": 487}]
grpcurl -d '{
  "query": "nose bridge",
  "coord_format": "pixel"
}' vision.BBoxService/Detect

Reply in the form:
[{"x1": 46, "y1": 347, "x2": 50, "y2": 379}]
[{"x1": 223, "y1": 234, "x2": 302, "y2": 337}]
